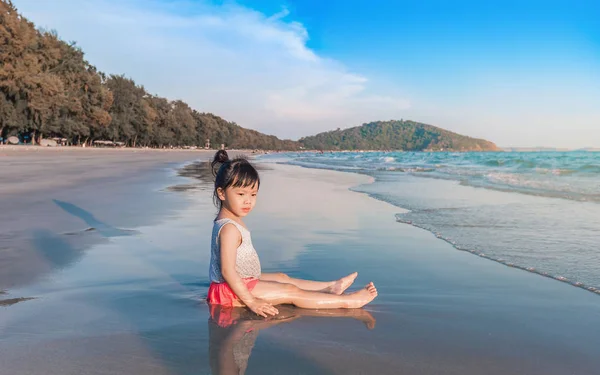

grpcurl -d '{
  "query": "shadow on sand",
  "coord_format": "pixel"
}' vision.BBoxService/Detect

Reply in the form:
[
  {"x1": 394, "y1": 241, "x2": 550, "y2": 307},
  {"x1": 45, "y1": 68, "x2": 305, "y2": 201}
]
[
  {"x1": 52, "y1": 199, "x2": 139, "y2": 237},
  {"x1": 1, "y1": 200, "x2": 137, "y2": 306}
]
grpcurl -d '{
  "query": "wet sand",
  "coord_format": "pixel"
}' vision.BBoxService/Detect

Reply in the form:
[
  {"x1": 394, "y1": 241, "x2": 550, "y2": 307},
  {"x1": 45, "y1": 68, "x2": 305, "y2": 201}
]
[
  {"x1": 1, "y1": 153, "x2": 600, "y2": 374},
  {"x1": 0, "y1": 147, "x2": 209, "y2": 293}
]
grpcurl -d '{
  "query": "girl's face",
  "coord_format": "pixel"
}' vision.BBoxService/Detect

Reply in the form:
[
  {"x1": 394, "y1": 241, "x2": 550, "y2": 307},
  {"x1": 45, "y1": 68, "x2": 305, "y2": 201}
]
[{"x1": 217, "y1": 183, "x2": 258, "y2": 218}]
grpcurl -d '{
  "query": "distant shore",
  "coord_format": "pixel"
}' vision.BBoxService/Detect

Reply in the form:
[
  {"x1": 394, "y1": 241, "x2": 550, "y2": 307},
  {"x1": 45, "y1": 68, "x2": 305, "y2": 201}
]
[{"x1": 0, "y1": 144, "x2": 273, "y2": 154}]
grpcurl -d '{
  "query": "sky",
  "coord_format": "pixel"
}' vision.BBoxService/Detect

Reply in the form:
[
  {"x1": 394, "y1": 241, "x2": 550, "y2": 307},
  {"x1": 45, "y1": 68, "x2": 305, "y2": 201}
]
[{"x1": 12, "y1": 0, "x2": 600, "y2": 148}]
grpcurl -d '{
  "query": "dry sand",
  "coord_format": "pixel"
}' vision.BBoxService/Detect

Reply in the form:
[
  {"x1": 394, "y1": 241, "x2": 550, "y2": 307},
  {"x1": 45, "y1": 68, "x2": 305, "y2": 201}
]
[{"x1": 0, "y1": 146, "x2": 217, "y2": 195}]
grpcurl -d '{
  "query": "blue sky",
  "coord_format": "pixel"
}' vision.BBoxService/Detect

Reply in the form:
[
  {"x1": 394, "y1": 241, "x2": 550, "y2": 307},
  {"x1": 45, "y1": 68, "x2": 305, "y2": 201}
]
[{"x1": 13, "y1": 0, "x2": 600, "y2": 147}]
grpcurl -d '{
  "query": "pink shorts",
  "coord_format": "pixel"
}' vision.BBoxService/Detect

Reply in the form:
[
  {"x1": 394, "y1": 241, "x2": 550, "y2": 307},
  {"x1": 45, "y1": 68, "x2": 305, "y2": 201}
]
[{"x1": 207, "y1": 278, "x2": 259, "y2": 307}]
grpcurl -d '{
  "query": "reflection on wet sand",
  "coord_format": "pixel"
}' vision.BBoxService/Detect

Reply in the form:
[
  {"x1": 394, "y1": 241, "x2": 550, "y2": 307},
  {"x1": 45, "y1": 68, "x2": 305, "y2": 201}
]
[
  {"x1": 0, "y1": 289, "x2": 33, "y2": 307},
  {"x1": 168, "y1": 160, "x2": 270, "y2": 192},
  {"x1": 208, "y1": 304, "x2": 376, "y2": 375},
  {"x1": 0, "y1": 296, "x2": 35, "y2": 307}
]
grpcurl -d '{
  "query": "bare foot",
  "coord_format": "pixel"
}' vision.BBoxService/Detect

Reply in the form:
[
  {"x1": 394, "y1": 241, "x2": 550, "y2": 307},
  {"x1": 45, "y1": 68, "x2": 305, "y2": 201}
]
[
  {"x1": 345, "y1": 282, "x2": 378, "y2": 308},
  {"x1": 329, "y1": 272, "x2": 358, "y2": 295}
]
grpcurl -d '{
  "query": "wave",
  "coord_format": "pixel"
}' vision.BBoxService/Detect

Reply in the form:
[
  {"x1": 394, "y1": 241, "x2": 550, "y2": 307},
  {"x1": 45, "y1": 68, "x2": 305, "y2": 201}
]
[
  {"x1": 395, "y1": 213, "x2": 600, "y2": 297},
  {"x1": 348, "y1": 174, "x2": 600, "y2": 298},
  {"x1": 282, "y1": 151, "x2": 600, "y2": 203}
]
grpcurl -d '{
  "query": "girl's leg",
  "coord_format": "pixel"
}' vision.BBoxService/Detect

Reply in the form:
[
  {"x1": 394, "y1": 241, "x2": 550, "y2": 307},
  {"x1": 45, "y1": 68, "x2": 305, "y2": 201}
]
[
  {"x1": 251, "y1": 280, "x2": 378, "y2": 309},
  {"x1": 259, "y1": 272, "x2": 358, "y2": 295}
]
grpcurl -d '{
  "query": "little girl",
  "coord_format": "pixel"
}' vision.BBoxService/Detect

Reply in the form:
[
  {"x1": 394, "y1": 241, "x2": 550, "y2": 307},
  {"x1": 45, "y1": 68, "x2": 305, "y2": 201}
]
[{"x1": 207, "y1": 150, "x2": 378, "y2": 317}]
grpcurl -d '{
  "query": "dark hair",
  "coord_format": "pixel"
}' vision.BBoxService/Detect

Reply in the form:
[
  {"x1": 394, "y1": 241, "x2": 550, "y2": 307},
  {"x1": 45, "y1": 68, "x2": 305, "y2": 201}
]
[{"x1": 211, "y1": 150, "x2": 260, "y2": 209}]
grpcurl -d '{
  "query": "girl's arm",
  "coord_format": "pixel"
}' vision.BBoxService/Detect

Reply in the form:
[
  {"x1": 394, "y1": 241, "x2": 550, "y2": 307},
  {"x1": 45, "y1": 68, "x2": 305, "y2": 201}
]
[{"x1": 219, "y1": 224, "x2": 278, "y2": 317}]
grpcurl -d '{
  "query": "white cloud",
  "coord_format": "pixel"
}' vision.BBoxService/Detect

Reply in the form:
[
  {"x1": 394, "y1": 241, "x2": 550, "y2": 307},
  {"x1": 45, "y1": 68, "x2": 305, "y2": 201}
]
[
  {"x1": 268, "y1": 7, "x2": 291, "y2": 22},
  {"x1": 13, "y1": 0, "x2": 410, "y2": 139}
]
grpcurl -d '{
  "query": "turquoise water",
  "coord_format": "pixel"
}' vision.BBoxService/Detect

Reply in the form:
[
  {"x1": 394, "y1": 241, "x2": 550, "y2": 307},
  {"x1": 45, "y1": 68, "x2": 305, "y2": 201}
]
[
  {"x1": 264, "y1": 151, "x2": 600, "y2": 294},
  {"x1": 280, "y1": 151, "x2": 600, "y2": 202}
]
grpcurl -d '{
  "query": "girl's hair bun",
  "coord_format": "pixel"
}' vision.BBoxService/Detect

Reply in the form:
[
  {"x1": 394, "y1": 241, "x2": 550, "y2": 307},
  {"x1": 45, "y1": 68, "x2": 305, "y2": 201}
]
[
  {"x1": 214, "y1": 150, "x2": 229, "y2": 164},
  {"x1": 211, "y1": 150, "x2": 230, "y2": 176}
]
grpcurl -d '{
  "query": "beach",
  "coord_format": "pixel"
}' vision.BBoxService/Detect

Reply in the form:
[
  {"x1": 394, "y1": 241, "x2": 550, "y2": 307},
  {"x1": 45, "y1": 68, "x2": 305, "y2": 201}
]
[
  {"x1": 0, "y1": 147, "x2": 213, "y2": 293},
  {"x1": 1, "y1": 148, "x2": 600, "y2": 375}
]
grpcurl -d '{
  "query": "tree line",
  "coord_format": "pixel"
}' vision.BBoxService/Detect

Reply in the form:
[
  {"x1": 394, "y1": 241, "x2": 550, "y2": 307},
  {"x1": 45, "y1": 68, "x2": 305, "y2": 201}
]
[{"x1": 0, "y1": 1, "x2": 298, "y2": 150}]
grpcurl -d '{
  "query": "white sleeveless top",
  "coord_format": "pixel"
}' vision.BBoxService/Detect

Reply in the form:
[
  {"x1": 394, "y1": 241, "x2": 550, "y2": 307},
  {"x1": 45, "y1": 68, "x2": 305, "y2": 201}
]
[{"x1": 209, "y1": 218, "x2": 261, "y2": 283}]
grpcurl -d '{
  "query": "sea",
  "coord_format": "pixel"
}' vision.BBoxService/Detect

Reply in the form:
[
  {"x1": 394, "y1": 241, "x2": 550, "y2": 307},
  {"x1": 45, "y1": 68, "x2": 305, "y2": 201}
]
[{"x1": 260, "y1": 151, "x2": 600, "y2": 295}]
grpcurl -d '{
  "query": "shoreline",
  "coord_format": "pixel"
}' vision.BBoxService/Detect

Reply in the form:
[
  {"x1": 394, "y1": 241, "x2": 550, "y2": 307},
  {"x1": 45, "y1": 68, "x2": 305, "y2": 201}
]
[
  {"x1": 393, "y1": 211, "x2": 600, "y2": 296},
  {"x1": 355, "y1": 181, "x2": 600, "y2": 296},
  {"x1": 272, "y1": 157, "x2": 600, "y2": 297}
]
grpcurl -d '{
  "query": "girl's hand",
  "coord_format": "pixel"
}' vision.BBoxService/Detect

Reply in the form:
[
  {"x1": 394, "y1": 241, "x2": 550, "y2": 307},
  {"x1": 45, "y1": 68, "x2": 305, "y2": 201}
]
[{"x1": 248, "y1": 299, "x2": 279, "y2": 317}]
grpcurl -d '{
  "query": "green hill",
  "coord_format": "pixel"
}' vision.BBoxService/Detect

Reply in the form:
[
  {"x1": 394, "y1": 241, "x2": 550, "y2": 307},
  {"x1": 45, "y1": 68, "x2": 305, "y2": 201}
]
[
  {"x1": 299, "y1": 120, "x2": 499, "y2": 151},
  {"x1": 0, "y1": 1, "x2": 298, "y2": 150}
]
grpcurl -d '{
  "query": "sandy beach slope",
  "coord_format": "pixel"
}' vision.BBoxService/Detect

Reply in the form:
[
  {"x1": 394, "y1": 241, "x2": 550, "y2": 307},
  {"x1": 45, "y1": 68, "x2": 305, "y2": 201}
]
[
  {"x1": 1, "y1": 151, "x2": 599, "y2": 375},
  {"x1": 0, "y1": 147, "x2": 208, "y2": 292}
]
